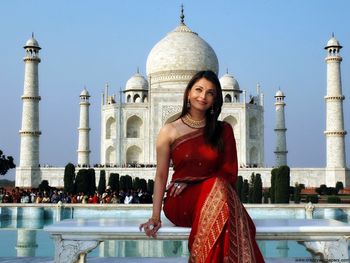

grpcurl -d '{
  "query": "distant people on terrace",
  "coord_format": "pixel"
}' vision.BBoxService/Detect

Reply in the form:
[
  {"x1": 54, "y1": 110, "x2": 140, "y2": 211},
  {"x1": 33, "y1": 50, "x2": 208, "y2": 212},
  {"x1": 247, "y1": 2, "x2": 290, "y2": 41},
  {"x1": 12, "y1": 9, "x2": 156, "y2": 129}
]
[{"x1": 0, "y1": 187, "x2": 152, "y2": 204}]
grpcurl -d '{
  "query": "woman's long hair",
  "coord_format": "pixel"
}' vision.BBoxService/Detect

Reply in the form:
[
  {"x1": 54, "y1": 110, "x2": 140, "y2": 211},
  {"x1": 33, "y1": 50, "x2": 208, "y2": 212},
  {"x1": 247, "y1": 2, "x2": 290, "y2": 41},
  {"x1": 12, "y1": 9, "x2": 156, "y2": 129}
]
[{"x1": 179, "y1": 70, "x2": 224, "y2": 150}]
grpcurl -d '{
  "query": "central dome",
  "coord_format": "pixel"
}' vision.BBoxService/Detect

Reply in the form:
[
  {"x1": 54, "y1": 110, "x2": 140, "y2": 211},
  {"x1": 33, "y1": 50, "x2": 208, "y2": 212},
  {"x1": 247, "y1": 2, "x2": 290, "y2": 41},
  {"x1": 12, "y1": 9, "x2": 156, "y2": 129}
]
[{"x1": 146, "y1": 23, "x2": 219, "y2": 79}]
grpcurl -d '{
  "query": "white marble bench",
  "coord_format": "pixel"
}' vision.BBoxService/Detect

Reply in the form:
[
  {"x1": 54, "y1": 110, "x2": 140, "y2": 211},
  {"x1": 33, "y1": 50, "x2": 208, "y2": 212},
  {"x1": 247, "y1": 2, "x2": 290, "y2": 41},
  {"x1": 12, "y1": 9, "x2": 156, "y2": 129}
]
[{"x1": 44, "y1": 218, "x2": 350, "y2": 263}]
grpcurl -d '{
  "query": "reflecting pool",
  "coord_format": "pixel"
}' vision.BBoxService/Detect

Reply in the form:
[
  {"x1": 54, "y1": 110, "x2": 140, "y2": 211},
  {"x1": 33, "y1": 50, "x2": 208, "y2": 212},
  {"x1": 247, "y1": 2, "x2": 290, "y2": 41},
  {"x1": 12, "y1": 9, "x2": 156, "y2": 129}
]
[{"x1": 1, "y1": 204, "x2": 349, "y2": 260}]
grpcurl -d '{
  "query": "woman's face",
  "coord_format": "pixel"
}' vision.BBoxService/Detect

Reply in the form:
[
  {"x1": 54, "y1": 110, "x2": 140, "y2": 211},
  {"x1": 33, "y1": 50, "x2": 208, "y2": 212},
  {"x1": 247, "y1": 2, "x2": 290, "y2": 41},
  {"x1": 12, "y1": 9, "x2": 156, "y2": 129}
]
[{"x1": 187, "y1": 77, "x2": 216, "y2": 113}]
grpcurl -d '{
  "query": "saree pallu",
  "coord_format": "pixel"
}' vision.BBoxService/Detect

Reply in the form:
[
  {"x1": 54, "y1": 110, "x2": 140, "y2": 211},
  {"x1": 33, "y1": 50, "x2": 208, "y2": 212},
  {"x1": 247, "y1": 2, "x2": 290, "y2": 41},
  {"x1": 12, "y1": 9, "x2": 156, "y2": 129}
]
[{"x1": 163, "y1": 122, "x2": 265, "y2": 263}]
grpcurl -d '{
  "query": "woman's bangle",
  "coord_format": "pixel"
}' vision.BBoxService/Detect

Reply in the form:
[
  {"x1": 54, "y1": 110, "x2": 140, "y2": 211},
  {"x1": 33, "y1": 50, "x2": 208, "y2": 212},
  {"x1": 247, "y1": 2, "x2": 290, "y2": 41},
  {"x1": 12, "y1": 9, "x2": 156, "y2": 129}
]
[{"x1": 149, "y1": 216, "x2": 161, "y2": 223}]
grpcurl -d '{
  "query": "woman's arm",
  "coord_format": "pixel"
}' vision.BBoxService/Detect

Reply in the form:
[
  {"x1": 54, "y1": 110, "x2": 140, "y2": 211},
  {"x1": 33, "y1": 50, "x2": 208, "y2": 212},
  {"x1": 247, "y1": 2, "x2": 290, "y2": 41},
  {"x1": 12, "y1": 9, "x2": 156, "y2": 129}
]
[
  {"x1": 151, "y1": 125, "x2": 172, "y2": 221},
  {"x1": 139, "y1": 124, "x2": 173, "y2": 237}
]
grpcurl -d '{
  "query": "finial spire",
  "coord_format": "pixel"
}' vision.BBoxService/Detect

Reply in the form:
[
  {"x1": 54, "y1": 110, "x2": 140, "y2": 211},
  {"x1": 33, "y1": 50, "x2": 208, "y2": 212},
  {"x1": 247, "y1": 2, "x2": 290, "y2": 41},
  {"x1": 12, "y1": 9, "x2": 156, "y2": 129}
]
[
  {"x1": 256, "y1": 83, "x2": 261, "y2": 94},
  {"x1": 332, "y1": 32, "x2": 334, "y2": 38},
  {"x1": 32, "y1": 32, "x2": 34, "y2": 38},
  {"x1": 137, "y1": 67, "x2": 139, "y2": 74},
  {"x1": 226, "y1": 68, "x2": 229, "y2": 74},
  {"x1": 180, "y1": 4, "x2": 185, "y2": 24}
]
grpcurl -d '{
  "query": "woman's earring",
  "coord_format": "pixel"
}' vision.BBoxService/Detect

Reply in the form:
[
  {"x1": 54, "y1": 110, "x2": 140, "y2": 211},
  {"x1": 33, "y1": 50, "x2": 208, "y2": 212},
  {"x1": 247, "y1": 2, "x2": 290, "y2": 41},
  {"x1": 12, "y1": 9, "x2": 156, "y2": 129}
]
[
  {"x1": 210, "y1": 105, "x2": 214, "y2": 115},
  {"x1": 187, "y1": 99, "x2": 191, "y2": 109}
]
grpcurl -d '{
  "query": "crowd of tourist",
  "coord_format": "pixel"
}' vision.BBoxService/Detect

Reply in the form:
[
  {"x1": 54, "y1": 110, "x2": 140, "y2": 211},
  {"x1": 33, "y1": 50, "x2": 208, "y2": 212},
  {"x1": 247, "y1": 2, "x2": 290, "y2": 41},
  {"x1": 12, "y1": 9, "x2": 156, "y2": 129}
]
[
  {"x1": 93, "y1": 163, "x2": 158, "y2": 168},
  {"x1": 0, "y1": 187, "x2": 153, "y2": 204}
]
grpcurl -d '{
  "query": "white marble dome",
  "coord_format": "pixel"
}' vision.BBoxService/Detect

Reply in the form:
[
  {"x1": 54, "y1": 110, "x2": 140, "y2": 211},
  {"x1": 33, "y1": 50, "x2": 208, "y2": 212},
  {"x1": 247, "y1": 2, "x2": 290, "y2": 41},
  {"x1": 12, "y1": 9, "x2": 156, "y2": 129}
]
[
  {"x1": 24, "y1": 37, "x2": 40, "y2": 49},
  {"x1": 275, "y1": 90, "x2": 285, "y2": 97},
  {"x1": 125, "y1": 73, "x2": 148, "y2": 90},
  {"x1": 146, "y1": 23, "x2": 219, "y2": 77},
  {"x1": 220, "y1": 73, "x2": 240, "y2": 90},
  {"x1": 326, "y1": 36, "x2": 341, "y2": 48},
  {"x1": 80, "y1": 88, "x2": 90, "y2": 97}
]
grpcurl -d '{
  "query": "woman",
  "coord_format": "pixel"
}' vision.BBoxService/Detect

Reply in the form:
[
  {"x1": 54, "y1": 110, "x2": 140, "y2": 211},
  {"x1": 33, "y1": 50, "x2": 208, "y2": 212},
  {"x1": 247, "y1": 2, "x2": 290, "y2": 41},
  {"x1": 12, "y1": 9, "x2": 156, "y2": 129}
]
[{"x1": 140, "y1": 70, "x2": 265, "y2": 262}]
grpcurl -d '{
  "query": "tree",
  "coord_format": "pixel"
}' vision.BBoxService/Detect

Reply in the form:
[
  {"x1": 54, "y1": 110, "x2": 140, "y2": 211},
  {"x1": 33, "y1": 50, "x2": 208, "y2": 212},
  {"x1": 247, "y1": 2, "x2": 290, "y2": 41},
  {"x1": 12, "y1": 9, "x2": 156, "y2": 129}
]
[
  {"x1": 147, "y1": 179, "x2": 154, "y2": 195},
  {"x1": 87, "y1": 168, "x2": 96, "y2": 195},
  {"x1": 248, "y1": 173, "x2": 255, "y2": 203},
  {"x1": 0, "y1": 150, "x2": 16, "y2": 176},
  {"x1": 97, "y1": 170, "x2": 106, "y2": 194},
  {"x1": 294, "y1": 182, "x2": 301, "y2": 204},
  {"x1": 75, "y1": 169, "x2": 89, "y2": 194},
  {"x1": 64, "y1": 163, "x2": 75, "y2": 194},
  {"x1": 38, "y1": 180, "x2": 50, "y2": 193},
  {"x1": 0, "y1": 179, "x2": 15, "y2": 188},
  {"x1": 242, "y1": 179, "x2": 249, "y2": 203},
  {"x1": 316, "y1": 184, "x2": 327, "y2": 195},
  {"x1": 270, "y1": 168, "x2": 278, "y2": 204},
  {"x1": 263, "y1": 190, "x2": 269, "y2": 203},
  {"x1": 108, "y1": 173, "x2": 119, "y2": 192},
  {"x1": 335, "y1": 181, "x2": 344, "y2": 193},
  {"x1": 133, "y1": 177, "x2": 141, "y2": 190},
  {"x1": 275, "y1": 165, "x2": 290, "y2": 203},
  {"x1": 253, "y1": 174, "x2": 263, "y2": 203},
  {"x1": 139, "y1": 178, "x2": 147, "y2": 192},
  {"x1": 119, "y1": 175, "x2": 126, "y2": 190},
  {"x1": 125, "y1": 175, "x2": 133, "y2": 190}
]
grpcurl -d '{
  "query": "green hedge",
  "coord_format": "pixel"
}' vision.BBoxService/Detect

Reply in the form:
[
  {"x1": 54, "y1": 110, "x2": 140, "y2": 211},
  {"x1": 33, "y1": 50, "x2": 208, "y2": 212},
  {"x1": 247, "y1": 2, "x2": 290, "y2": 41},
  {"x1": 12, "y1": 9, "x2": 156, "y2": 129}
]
[
  {"x1": 97, "y1": 170, "x2": 106, "y2": 194},
  {"x1": 306, "y1": 195, "x2": 319, "y2": 204},
  {"x1": 327, "y1": 196, "x2": 341, "y2": 203},
  {"x1": 64, "y1": 163, "x2": 75, "y2": 194}
]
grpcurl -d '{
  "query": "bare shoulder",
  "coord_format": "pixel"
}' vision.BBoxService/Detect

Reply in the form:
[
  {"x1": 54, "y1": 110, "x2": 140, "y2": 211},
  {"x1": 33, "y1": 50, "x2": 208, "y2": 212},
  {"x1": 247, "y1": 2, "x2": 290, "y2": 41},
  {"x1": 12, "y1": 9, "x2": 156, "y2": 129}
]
[
  {"x1": 159, "y1": 122, "x2": 177, "y2": 136},
  {"x1": 157, "y1": 122, "x2": 178, "y2": 146}
]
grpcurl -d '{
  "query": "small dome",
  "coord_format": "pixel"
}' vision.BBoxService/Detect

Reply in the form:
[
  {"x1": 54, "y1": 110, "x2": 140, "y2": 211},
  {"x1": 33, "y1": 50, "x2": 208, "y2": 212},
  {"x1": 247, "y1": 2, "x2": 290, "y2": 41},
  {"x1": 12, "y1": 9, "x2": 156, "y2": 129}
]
[
  {"x1": 146, "y1": 23, "x2": 218, "y2": 77},
  {"x1": 125, "y1": 73, "x2": 148, "y2": 91},
  {"x1": 80, "y1": 88, "x2": 90, "y2": 97},
  {"x1": 275, "y1": 90, "x2": 285, "y2": 97},
  {"x1": 325, "y1": 36, "x2": 342, "y2": 49},
  {"x1": 24, "y1": 37, "x2": 41, "y2": 49},
  {"x1": 220, "y1": 73, "x2": 240, "y2": 90}
]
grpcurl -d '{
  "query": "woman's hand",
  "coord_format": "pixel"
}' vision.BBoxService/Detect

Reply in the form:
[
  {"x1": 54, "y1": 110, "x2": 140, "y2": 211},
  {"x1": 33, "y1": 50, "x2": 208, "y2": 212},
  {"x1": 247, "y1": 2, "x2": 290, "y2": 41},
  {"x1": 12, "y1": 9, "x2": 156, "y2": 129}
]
[
  {"x1": 167, "y1": 182, "x2": 187, "y2": 197},
  {"x1": 139, "y1": 217, "x2": 162, "y2": 238}
]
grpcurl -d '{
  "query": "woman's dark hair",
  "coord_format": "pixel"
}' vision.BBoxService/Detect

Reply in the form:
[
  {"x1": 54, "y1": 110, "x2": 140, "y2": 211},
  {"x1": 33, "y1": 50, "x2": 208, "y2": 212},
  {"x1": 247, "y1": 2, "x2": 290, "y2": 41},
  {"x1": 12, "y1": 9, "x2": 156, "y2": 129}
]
[{"x1": 179, "y1": 70, "x2": 223, "y2": 149}]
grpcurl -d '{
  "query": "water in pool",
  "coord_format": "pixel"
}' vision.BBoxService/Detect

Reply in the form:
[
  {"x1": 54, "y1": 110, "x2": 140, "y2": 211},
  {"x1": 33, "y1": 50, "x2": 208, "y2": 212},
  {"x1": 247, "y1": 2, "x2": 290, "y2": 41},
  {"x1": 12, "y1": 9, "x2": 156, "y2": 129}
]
[{"x1": 0, "y1": 206, "x2": 315, "y2": 260}]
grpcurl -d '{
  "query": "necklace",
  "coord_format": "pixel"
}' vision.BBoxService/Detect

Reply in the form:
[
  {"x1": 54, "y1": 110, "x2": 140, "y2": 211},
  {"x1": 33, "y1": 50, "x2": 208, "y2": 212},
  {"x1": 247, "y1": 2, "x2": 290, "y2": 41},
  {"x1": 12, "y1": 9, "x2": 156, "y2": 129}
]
[{"x1": 181, "y1": 113, "x2": 206, "y2": 129}]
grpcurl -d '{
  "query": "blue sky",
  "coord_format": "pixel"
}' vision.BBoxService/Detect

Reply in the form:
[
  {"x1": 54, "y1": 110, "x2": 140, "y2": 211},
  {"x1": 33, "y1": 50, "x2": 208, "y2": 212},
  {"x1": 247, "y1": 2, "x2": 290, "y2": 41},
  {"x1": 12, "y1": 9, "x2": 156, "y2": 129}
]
[{"x1": 1, "y1": 0, "x2": 349, "y2": 180}]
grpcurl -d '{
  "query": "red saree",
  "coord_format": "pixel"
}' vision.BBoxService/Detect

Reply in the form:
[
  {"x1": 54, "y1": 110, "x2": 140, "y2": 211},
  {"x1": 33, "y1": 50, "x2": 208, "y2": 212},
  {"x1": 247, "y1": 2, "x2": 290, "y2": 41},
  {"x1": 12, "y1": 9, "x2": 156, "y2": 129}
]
[{"x1": 163, "y1": 122, "x2": 265, "y2": 263}]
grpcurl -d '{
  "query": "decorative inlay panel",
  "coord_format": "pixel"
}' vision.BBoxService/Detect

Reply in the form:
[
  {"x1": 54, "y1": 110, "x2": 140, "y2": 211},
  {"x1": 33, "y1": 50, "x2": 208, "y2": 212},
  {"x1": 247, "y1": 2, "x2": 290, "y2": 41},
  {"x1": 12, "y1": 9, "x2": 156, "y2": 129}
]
[
  {"x1": 162, "y1": 105, "x2": 182, "y2": 123},
  {"x1": 150, "y1": 70, "x2": 198, "y2": 84}
]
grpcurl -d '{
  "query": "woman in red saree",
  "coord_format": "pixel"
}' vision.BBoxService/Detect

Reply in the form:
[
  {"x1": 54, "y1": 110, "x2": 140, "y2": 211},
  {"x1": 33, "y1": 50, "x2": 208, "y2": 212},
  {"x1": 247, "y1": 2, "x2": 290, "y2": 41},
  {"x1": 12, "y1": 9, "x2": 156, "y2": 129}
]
[{"x1": 140, "y1": 70, "x2": 265, "y2": 263}]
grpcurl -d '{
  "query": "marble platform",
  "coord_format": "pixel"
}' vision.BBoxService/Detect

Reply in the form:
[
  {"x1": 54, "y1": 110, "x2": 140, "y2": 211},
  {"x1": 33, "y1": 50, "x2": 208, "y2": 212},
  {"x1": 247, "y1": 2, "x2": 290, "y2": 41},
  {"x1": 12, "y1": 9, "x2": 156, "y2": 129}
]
[{"x1": 45, "y1": 218, "x2": 350, "y2": 263}]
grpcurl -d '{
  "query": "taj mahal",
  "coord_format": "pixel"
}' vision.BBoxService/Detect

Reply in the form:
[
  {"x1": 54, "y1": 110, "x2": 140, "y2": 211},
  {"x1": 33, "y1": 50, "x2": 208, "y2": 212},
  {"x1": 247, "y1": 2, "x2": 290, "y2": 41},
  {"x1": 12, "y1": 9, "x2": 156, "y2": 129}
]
[{"x1": 15, "y1": 10, "x2": 349, "y2": 188}]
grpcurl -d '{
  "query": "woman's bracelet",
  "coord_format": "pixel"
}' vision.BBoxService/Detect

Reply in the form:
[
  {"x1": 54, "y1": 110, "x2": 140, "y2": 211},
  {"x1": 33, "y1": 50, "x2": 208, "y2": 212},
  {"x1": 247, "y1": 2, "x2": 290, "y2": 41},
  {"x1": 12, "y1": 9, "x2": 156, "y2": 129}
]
[{"x1": 149, "y1": 216, "x2": 161, "y2": 223}]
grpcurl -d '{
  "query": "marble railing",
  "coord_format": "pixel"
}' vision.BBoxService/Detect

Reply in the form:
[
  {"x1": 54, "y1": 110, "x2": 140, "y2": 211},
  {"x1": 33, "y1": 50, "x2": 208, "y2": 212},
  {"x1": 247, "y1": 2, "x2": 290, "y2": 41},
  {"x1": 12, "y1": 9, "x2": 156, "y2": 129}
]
[{"x1": 45, "y1": 217, "x2": 350, "y2": 263}]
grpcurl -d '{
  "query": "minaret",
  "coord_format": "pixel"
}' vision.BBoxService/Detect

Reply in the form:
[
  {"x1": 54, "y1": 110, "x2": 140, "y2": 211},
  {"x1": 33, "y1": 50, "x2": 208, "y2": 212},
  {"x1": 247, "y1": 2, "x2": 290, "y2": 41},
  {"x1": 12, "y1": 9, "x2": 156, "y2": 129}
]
[
  {"x1": 16, "y1": 230, "x2": 38, "y2": 257},
  {"x1": 16, "y1": 34, "x2": 42, "y2": 187},
  {"x1": 77, "y1": 88, "x2": 91, "y2": 166},
  {"x1": 324, "y1": 35, "x2": 348, "y2": 185},
  {"x1": 274, "y1": 90, "x2": 287, "y2": 167}
]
